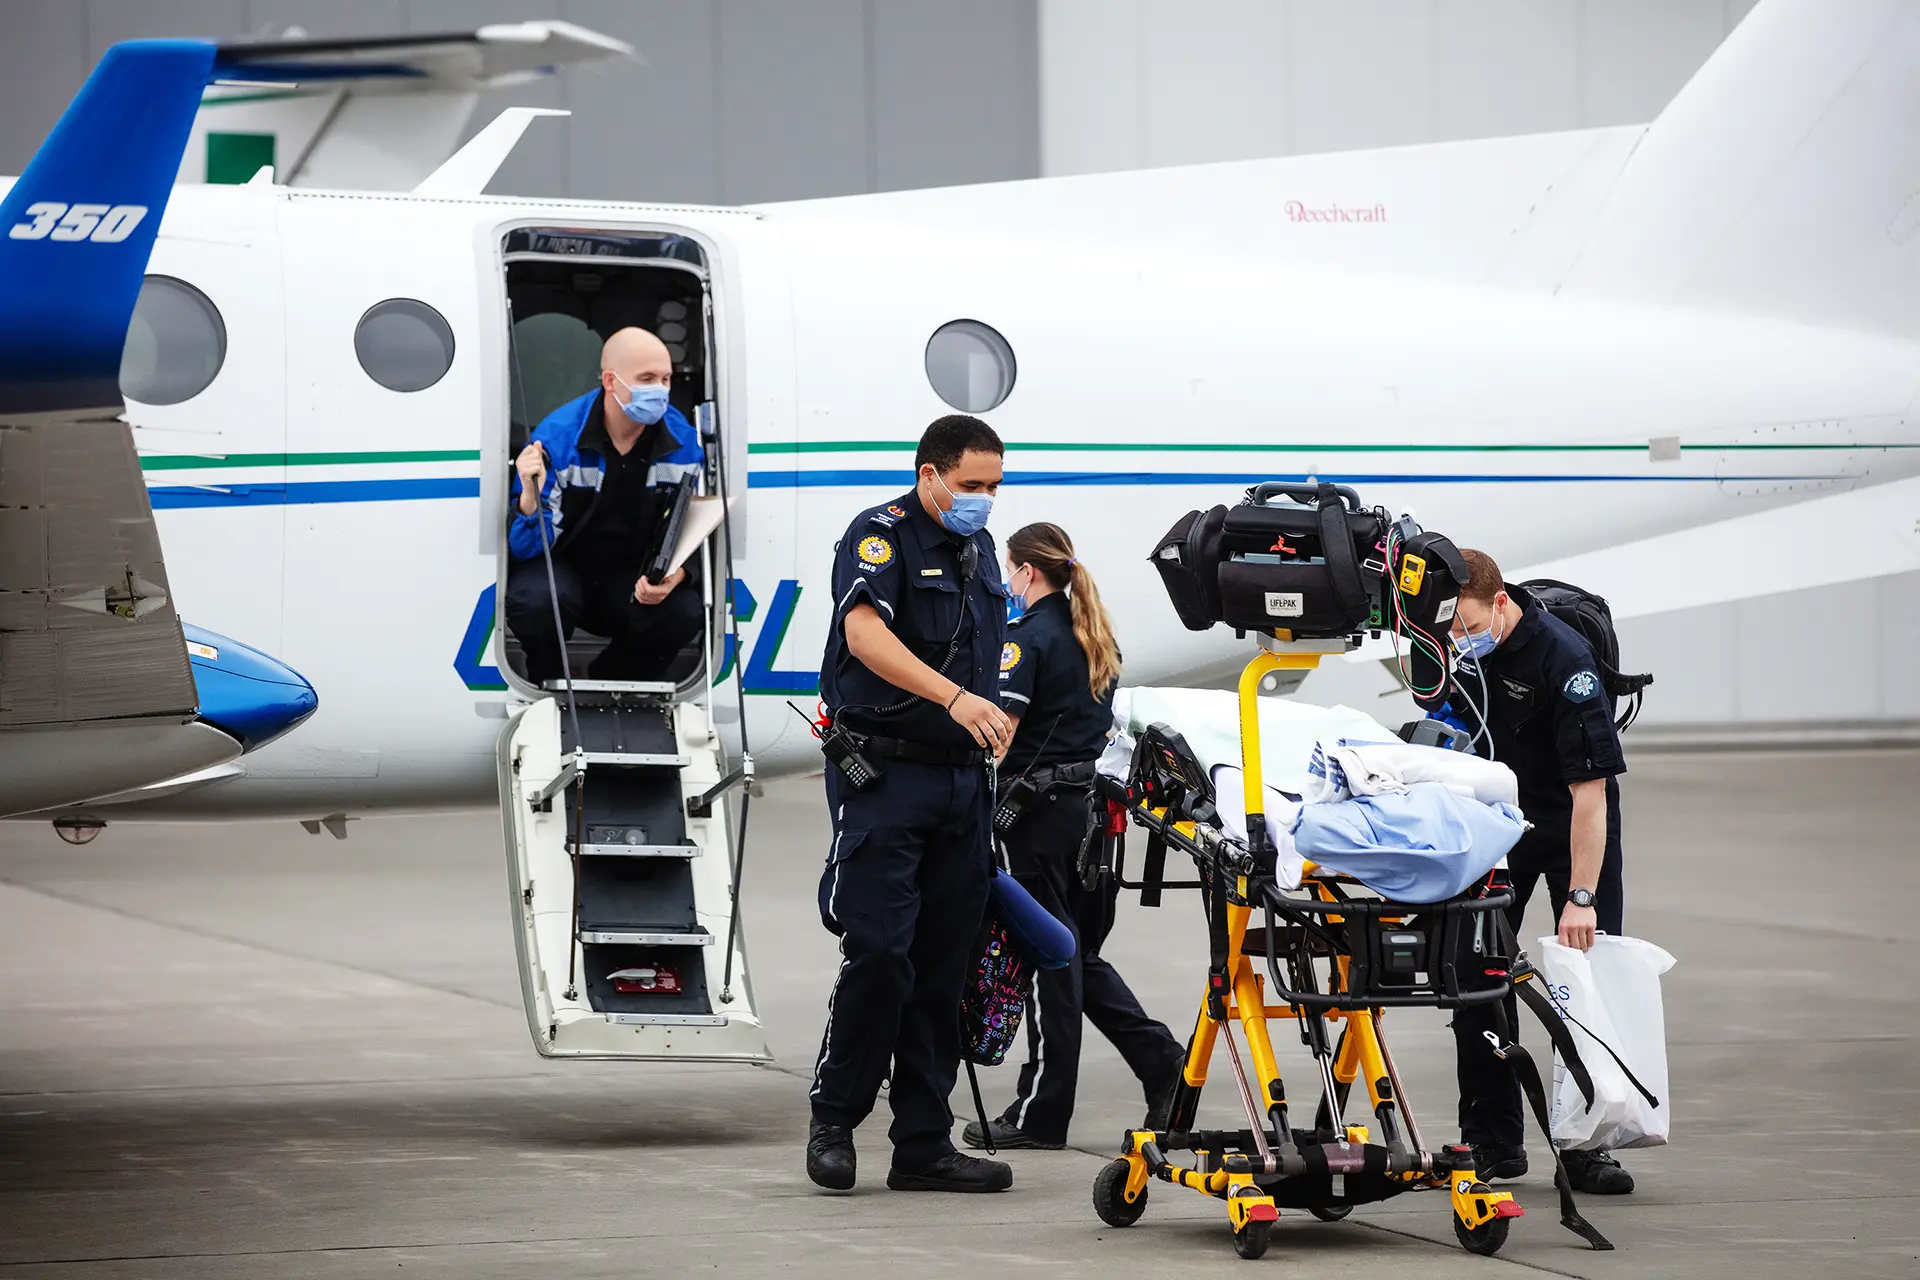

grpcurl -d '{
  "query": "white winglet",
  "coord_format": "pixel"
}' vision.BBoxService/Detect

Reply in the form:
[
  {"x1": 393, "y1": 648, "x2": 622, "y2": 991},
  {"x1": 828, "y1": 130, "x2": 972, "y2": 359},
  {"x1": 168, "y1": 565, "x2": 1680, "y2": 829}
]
[{"x1": 412, "y1": 106, "x2": 569, "y2": 197}]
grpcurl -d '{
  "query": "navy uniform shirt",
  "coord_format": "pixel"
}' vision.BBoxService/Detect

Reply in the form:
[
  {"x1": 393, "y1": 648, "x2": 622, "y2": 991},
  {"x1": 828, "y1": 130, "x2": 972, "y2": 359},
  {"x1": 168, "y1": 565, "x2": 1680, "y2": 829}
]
[
  {"x1": 998, "y1": 592, "x2": 1115, "y2": 775},
  {"x1": 1445, "y1": 583, "x2": 1626, "y2": 853},
  {"x1": 819, "y1": 490, "x2": 1008, "y2": 750}
]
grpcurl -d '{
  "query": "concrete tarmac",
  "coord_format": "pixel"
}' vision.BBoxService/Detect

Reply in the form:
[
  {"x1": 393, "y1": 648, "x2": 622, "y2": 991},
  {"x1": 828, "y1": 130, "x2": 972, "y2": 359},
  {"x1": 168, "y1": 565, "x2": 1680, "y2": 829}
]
[{"x1": 0, "y1": 750, "x2": 1915, "y2": 1277}]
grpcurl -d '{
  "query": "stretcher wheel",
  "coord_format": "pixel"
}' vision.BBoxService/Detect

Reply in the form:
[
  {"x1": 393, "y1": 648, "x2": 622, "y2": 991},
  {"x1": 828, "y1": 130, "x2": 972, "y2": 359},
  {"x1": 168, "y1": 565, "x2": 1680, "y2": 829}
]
[
  {"x1": 1232, "y1": 1219, "x2": 1272, "y2": 1260},
  {"x1": 1092, "y1": 1159, "x2": 1146, "y2": 1227},
  {"x1": 1453, "y1": 1213, "x2": 1510, "y2": 1256},
  {"x1": 1308, "y1": 1204, "x2": 1352, "y2": 1222}
]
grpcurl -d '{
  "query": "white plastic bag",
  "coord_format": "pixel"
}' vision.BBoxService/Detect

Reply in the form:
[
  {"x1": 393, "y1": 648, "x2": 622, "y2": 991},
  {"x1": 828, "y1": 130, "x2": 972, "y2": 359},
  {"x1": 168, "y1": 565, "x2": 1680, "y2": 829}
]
[{"x1": 1535, "y1": 934, "x2": 1676, "y2": 1151}]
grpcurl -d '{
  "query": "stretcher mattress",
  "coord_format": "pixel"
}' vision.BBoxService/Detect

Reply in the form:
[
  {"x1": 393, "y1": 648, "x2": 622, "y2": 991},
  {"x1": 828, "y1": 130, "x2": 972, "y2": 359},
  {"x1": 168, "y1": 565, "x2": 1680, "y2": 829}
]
[{"x1": 1103, "y1": 688, "x2": 1524, "y2": 902}]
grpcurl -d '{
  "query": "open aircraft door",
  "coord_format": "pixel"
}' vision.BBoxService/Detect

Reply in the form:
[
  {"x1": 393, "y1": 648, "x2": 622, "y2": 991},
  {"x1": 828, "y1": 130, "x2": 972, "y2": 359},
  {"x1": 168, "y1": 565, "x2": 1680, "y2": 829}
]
[{"x1": 492, "y1": 221, "x2": 768, "y2": 1062}]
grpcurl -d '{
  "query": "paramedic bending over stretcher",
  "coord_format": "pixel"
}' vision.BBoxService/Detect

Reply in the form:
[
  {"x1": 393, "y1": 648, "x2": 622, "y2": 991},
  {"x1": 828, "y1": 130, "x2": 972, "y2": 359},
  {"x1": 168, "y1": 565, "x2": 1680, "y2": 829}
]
[
  {"x1": 1416, "y1": 549, "x2": 1636, "y2": 1197},
  {"x1": 505, "y1": 327, "x2": 705, "y2": 685}
]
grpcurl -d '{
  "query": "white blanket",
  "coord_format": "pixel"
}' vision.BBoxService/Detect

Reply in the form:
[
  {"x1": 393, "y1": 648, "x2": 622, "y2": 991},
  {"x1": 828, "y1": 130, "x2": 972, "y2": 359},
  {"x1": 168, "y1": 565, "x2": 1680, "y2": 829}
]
[
  {"x1": 1304, "y1": 740, "x2": 1519, "y2": 807},
  {"x1": 1109, "y1": 687, "x2": 1398, "y2": 796}
]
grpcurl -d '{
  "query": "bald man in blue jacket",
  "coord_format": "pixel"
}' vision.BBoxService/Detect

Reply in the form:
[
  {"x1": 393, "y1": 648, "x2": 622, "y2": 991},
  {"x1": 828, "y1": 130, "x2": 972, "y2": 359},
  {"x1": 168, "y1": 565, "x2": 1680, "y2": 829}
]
[{"x1": 506, "y1": 327, "x2": 705, "y2": 685}]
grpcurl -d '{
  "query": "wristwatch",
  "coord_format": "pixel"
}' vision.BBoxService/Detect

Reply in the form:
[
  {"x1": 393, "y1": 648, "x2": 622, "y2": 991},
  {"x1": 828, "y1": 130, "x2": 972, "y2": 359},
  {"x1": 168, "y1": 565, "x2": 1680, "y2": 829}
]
[{"x1": 1568, "y1": 888, "x2": 1596, "y2": 909}]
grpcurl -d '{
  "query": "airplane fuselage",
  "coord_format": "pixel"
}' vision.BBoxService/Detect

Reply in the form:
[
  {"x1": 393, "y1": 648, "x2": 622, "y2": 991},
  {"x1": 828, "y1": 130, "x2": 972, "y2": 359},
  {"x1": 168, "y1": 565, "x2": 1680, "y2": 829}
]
[{"x1": 47, "y1": 176, "x2": 1920, "y2": 819}]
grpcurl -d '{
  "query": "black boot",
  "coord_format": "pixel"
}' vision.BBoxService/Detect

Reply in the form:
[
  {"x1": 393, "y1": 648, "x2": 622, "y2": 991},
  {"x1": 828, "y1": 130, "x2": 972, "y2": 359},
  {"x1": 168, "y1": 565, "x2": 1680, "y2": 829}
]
[
  {"x1": 1562, "y1": 1148, "x2": 1634, "y2": 1194},
  {"x1": 806, "y1": 1121, "x2": 856, "y2": 1191},
  {"x1": 886, "y1": 1152, "x2": 1014, "y2": 1193},
  {"x1": 1471, "y1": 1143, "x2": 1528, "y2": 1181},
  {"x1": 1143, "y1": 1062, "x2": 1184, "y2": 1130},
  {"x1": 962, "y1": 1117, "x2": 1063, "y2": 1150}
]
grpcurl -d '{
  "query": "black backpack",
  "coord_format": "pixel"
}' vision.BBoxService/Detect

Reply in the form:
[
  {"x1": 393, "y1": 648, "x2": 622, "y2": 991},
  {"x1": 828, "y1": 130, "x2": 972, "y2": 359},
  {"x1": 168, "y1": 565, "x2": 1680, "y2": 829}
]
[{"x1": 1519, "y1": 578, "x2": 1653, "y2": 731}]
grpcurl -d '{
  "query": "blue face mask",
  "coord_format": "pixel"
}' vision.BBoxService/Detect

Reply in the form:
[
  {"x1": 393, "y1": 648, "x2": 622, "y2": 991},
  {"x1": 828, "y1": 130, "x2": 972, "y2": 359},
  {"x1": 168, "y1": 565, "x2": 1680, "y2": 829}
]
[
  {"x1": 933, "y1": 469, "x2": 993, "y2": 537},
  {"x1": 1453, "y1": 628, "x2": 1498, "y2": 662},
  {"x1": 1452, "y1": 605, "x2": 1505, "y2": 662},
  {"x1": 614, "y1": 376, "x2": 670, "y2": 426}
]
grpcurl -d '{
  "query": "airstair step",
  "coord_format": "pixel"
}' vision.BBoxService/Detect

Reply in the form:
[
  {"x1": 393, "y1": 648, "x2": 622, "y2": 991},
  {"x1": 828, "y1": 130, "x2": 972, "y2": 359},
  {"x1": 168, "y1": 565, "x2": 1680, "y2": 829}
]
[
  {"x1": 604, "y1": 1013, "x2": 729, "y2": 1027},
  {"x1": 578, "y1": 928, "x2": 713, "y2": 946},
  {"x1": 583, "y1": 750, "x2": 691, "y2": 768},
  {"x1": 542, "y1": 678, "x2": 678, "y2": 695},
  {"x1": 572, "y1": 841, "x2": 700, "y2": 859}
]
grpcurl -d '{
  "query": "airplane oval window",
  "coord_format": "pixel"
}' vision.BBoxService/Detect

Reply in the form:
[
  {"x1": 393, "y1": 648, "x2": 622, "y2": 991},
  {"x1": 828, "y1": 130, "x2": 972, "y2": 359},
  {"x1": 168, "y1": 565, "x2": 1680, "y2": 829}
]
[
  {"x1": 120, "y1": 275, "x2": 226, "y2": 405},
  {"x1": 355, "y1": 298, "x2": 455, "y2": 392},
  {"x1": 925, "y1": 319, "x2": 1016, "y2": 413}
]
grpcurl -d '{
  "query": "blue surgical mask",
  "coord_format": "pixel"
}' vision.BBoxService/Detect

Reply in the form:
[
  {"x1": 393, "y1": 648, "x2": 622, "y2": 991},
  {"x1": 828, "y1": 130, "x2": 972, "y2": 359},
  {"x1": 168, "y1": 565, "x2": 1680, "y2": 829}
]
[
  {"x1": 613, "y1": 376, "x2": 670, "y2": 426},
  {"x1": 1452, "y1": 607, "x2": 1505, "y2": 662},
  {"x1": 933, "y1": 470, "x2": 993, "y2": 537},
  {"x1": 1453, "y1": 627, "x2": 1498, "y2": 662}
]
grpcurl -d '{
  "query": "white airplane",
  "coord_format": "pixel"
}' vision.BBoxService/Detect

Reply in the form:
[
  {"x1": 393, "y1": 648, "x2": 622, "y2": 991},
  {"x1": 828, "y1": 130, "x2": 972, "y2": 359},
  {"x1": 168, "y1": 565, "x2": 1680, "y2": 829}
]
[{"x1": 5, "y1": 0, "x2": 1919, "y2": 1060}]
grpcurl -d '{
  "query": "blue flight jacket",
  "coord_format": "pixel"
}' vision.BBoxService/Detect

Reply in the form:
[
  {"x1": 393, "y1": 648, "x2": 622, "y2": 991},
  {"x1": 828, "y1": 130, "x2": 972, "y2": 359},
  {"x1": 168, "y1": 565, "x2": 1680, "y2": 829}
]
[{"x1": 507, "y1": 389, "x2": 703, "y2": 562}]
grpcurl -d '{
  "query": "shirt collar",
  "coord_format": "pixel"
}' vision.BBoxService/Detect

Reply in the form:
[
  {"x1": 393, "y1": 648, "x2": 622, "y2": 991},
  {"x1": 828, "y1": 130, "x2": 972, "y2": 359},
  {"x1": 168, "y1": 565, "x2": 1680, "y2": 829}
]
[
  {"x1": 578, "y1": 391, "x2": 661, "y2": 462},
  {"x1": 1026, "y1": 591, "x2": 1070, "y2": 620},
  {"x1": 1490, "y1": 582, "x2": 1544, "y2": 660},
  {"x1": 901, "y1": 487, "x2": 957, "y2": 552}
]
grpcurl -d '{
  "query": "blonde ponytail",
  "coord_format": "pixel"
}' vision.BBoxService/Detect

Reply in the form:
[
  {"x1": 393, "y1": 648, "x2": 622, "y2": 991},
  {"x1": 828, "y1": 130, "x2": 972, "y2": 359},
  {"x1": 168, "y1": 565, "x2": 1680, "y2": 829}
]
[{"x1": 1006, "y1": 522, "x2": 1122, "y2": 699}]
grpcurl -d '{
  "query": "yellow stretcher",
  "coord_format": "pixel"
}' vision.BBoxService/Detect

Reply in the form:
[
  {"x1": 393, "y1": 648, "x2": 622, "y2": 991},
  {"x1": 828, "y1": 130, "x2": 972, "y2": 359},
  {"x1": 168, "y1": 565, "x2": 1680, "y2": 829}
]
[{"x1": 1088, "y1": 638, "x2": 1571, "y2": 1261}]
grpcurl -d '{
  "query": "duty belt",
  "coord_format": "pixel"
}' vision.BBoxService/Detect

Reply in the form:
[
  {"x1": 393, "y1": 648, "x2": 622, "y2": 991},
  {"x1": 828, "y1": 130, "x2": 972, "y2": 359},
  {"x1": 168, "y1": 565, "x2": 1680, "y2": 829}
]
[
  {"x1": 854, "y1": 733, "x2": 989, "y2": 767},
  {"x1": 1024, "y1": 759, "x2": 1098, "y2": 793}
]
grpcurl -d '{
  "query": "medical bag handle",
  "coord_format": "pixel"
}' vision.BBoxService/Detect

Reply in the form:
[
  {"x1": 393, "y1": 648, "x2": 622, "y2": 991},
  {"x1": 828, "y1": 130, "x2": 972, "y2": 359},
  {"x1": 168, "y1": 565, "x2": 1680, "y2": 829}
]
[
  {"x1": 1312, "y1": 482, "x2": 1372, "y2": 626},
  {"x1": 1246, "y1": 480, "x2": 1365, "y2": 511}
]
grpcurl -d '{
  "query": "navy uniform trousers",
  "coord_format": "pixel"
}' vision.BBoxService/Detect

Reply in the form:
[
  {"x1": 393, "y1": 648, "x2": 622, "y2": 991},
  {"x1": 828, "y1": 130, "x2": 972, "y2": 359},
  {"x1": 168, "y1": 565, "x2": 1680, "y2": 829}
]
[
  {"x1": 998, "y1": 784, "x2": 1183, "y2": 1145},
  {"x1": 1452, "y1": 828, "x2": 1625, "y2": 1148},
  {"x1": 810, "y1": 759, "x2": 992, "y2": 1168}
]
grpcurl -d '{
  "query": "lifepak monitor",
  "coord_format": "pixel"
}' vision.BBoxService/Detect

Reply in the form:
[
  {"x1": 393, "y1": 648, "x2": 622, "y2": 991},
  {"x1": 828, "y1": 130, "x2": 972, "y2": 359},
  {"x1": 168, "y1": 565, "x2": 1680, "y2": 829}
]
[{"x1": 1149, "y1": 482, "x2": 1468, "y2": 642}]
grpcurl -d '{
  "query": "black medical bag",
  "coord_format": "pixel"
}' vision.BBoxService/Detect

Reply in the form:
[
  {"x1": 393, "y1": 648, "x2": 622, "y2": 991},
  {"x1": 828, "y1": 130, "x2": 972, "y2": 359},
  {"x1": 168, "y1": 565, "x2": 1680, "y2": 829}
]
[{"x1": 1150, "y1": 482, "x2": 1466, "y2": 641}]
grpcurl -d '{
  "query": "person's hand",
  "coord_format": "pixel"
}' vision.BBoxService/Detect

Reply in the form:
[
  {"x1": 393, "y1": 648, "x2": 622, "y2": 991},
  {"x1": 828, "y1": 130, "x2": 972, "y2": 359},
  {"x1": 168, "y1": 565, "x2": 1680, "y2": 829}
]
[
  {"x1": 515, "y1": 443, "x2": 547, "y2": 491},
  {"x1": 949, "y1": 690, "x2": 1011, "y2": 752},
  {"x1": 633, "y1": 565, "x2": 685, "y2": 606},
  {"x1": 1558, "y1": 901, "x2": 1597, "y2": 951},
  {"x1": 515, "y1": 444, "x2": 547, "y2": 516}
]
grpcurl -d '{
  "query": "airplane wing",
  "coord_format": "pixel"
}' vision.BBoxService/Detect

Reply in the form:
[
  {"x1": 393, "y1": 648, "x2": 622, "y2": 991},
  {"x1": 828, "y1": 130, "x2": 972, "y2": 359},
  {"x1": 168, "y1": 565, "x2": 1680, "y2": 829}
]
[
  {"x1": 0, "y1": 39, "x2": 241, "y2": 817},
  {"x1": 1511, "y1": 474, "x2": 1920, "y2": 623},
  {"x1": 180, "y1": 23, "x2": 633, "y2": 191},
  {"x1": 1348, "y1": 473, "x2": 1920, "y2": 691}
]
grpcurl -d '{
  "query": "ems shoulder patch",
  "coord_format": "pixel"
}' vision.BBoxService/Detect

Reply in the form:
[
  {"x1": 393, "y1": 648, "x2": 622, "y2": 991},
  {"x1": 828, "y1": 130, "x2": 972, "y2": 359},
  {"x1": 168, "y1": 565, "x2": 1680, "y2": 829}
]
[
  {"x1": 1000, "y1": 641, "x2": 1022, "y2": 673},
  {"x1": 1563, "y1": 669, "x2": 1601, "y2": 702},
  {"x1": 855, "y1": 535, "x2": 895, "y2": 568}
]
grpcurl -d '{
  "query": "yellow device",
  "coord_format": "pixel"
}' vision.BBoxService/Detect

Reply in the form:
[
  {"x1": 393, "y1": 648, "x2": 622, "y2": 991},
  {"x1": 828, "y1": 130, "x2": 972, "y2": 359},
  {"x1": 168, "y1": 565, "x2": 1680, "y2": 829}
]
[{"x1": 1397, "y1": 553, "x2": 1427, "y2": 595}]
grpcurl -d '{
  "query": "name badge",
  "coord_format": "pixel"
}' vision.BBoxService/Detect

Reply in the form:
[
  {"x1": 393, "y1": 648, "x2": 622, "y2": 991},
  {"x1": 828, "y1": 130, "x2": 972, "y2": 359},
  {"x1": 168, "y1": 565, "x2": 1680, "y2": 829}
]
[{"x1": 920, "y1": 568, "x2": 944, "y2": 577}]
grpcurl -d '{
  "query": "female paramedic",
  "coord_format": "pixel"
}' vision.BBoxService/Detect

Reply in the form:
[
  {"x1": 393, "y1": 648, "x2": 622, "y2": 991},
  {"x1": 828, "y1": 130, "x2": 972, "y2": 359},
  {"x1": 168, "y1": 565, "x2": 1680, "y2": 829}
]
[{"x1": 962, "y1": 522, "x2": 1187, "y2": 1151}]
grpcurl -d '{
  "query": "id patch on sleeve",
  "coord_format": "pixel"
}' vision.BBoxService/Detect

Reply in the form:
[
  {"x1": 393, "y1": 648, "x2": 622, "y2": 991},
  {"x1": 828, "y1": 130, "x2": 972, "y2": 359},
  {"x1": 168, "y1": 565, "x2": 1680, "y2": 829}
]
[
  {"x1": 1563, "y1": 669, "x2": 1602, "y2": 702},
  {"x1": 1000, "y1": 641, "x2": 1023, "y2": 673},
  {"x1": 855, "y1": 535, "x2": 895, "y2": 571}
]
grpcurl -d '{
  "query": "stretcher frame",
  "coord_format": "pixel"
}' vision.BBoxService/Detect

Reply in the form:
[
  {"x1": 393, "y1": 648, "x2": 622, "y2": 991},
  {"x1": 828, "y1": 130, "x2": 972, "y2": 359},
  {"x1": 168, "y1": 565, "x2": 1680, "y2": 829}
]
[{"x1": 1091, "y1": 639, "x2": 1528, "y2": 1261}]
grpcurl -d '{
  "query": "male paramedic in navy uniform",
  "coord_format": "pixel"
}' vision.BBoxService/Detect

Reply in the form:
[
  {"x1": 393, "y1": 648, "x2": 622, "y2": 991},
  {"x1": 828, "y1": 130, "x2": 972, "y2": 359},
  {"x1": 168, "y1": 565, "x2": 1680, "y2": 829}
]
[
  {"x1": 1418, "y1": 549, "x2": 1636, "y2": 1197},
  {"x1": 806, "y1": 415, "x2": 1016, "y2": 1194}
]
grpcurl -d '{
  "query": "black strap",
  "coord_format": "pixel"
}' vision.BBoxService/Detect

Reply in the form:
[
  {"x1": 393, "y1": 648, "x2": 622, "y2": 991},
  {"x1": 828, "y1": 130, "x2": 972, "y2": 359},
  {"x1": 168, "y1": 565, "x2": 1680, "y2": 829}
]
[
  {"x1": 1140, "y1": 830, "x2": 1167, "y2": 908},
  {"x1": 1491, "y1": 1034, "x2": 1614, "y2": 1251},
  {"x1": 962, "y1": 1056, "x2": 996, "y2": 1156},
  {"x1": 1538, "y1": 984, "x2": 1662, "y2": 1110},
  {"x1": 1316, "y1": 483, "x2": 1368, "y2": 626}
]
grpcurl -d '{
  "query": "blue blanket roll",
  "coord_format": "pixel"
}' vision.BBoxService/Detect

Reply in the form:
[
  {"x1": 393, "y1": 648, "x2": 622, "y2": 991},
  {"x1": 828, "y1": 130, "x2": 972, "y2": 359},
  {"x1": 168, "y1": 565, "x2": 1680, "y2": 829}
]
[{"x1": 988, "y1": 868, "x2": 1075, "y2": 969}]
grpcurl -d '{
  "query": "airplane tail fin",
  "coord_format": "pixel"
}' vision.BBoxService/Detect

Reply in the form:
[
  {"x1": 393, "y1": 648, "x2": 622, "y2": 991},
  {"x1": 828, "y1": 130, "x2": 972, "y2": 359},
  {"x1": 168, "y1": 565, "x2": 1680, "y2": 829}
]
[
  {"x1": 1559, "y1": 0, "x2": 1920, "y2": 339},
  {"x1": 0, "y1": 39, "x2": 215, "y2": 414}
]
